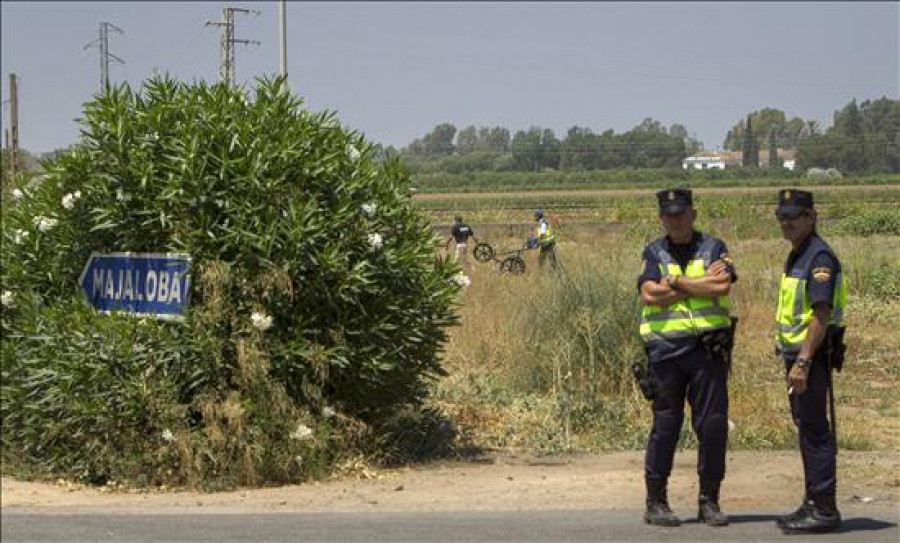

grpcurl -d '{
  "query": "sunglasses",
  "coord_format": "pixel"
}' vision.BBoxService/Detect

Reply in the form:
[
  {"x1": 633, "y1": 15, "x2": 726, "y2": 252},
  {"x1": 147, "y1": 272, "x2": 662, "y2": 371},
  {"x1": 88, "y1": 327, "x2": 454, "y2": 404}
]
[{"x1": 774, "y1": 210, "x2": 809, "y2": 220}]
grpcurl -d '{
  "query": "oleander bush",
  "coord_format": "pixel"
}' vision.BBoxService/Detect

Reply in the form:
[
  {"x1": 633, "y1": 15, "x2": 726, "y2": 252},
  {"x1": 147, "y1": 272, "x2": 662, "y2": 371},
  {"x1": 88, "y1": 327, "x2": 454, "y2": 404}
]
[{"x1": 1, "y1": 76, "x2": 462, "y2": 488}]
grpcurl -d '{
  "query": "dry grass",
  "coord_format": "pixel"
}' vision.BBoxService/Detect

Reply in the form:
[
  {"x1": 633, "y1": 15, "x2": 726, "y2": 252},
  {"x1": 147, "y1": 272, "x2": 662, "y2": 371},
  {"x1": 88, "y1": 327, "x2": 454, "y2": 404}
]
[{"x1": 430, "y1": 212, "x2": 900, "y2": 454}]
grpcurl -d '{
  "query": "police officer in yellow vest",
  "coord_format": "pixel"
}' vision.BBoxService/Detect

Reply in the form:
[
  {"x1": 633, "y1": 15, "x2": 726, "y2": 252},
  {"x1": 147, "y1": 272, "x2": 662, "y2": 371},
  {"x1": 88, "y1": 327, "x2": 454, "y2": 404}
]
[
  {"x1": 637, "y1": 188, "x2": 736, "y2": 528},
  {"x1": 773, "y1": 189, "x2": 846, "y2": 534}
]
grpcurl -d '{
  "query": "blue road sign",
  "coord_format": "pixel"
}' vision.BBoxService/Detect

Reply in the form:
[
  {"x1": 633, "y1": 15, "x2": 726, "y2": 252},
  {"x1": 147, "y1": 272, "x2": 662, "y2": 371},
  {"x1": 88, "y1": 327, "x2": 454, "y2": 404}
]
[{"x1": 79, "y1": 252, "x2": 192, "y2": 320}]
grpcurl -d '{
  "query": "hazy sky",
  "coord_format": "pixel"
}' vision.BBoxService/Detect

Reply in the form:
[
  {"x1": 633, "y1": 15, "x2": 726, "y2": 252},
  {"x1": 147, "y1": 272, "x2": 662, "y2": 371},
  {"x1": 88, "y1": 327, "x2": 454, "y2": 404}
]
[{"x1": 2, "y1": 2, "x2": 898, "y2": 154}]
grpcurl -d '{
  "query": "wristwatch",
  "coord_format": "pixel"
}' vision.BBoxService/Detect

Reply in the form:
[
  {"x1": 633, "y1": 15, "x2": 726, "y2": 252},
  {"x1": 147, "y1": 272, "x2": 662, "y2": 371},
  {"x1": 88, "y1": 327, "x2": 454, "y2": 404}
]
[
  {"x1": 795, "y1": 357, "x2": 811, "y2": 370},
  {"x1": 670, "y1": 275, "x2": 680, "y2": 290}
]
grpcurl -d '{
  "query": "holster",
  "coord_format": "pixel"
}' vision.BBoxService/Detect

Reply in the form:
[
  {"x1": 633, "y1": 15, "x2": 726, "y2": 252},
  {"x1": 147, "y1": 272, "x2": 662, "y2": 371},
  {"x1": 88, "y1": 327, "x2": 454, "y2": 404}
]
[
  {"x1": 633, "y1": 347, "x2": 656, "y2": 401},
  {"x1": 825, "y1": 324, "x2": 847, "y2": 373},
  {"x1": 700, "y1": 316, "x2": 739, "y2": 373}
]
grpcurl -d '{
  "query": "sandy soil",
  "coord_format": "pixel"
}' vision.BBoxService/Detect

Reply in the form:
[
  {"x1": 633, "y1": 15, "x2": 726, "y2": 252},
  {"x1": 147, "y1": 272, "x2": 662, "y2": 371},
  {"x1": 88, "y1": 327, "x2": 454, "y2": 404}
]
[{"x1": 2, "y1": 450, "x2": 897, "y2": 515}]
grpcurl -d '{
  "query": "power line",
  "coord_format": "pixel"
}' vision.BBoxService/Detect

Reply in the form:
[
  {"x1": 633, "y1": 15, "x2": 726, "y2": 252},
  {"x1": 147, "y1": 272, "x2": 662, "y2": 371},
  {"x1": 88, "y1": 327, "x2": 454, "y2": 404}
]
[
  {"x1": 6, "y1": 73, "x2": 20, "y2": 179},
  {"x1": 83, "y1": 22, "x2": 125, "y2": 92},
  {"x1": 206, "y1": 4, "x2": 261, "y2": 86}
]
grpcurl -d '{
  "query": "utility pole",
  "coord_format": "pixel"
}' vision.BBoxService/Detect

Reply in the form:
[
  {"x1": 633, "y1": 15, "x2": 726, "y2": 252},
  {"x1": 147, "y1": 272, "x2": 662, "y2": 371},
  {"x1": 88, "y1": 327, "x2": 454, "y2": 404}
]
[
  {"x1": 83, "y1": 22, "x2": 125, "y2": 92},
  {"x1": 279, "y1": 0, "x2": 288, "y2": 85},
  {"x1": 207, "y1": 4, "x2": 261, "y2": 86},
  {"x1": 7, "y1": 73, "x2": 19, "y2": 179}
]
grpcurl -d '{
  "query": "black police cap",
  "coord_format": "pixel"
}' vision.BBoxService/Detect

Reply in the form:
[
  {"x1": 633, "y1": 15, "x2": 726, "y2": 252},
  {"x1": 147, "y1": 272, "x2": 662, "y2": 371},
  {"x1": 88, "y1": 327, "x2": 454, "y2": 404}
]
[
  {"x1": 776, "y1": 188, "x2": 814, "y2": 218},
  {"x1": 656, "y1": 188, "x2": 693, "y2": 215}
]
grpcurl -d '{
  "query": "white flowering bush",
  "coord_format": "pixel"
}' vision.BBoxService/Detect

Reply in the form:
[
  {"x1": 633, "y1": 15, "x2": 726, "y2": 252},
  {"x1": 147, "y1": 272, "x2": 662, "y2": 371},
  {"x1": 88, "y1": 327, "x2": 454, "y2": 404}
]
[
  {"x1": 367, "y1": 232, "x2": 384, "y2": 250},
  {"x1": 250, "y1": 311, "x2": 273, "y2": 332},
  {"x1": 360, "y1": 202, "x2": 377, "y2": 217},
  {"x1": 1, "y1": 76, "x2": 460, "y2": 488},
  {"x1": 61, "y1": 190, "x2": 81, "y2": 210},
  {"x1": 452, "y1": 272, "x2": 471, "y2": 288}
]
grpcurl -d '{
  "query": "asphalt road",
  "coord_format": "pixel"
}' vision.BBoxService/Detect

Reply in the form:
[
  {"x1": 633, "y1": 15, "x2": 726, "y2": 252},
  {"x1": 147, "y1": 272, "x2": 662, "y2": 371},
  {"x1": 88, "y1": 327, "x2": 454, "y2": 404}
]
[{"x1": 3, "y1": 506, "x2": 898, "y2": 542}]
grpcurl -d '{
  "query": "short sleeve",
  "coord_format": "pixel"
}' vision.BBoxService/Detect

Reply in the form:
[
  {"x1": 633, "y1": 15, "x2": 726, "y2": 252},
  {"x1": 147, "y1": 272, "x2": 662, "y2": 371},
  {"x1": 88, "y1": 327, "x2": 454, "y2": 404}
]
[
  {"x1": 710, "y1": 239, "x2": 738, "y2": 282},
  {"x1": 637, "y1": 245, "x2": 663, "y2": 291},
  {"x1": 807, "y1": 252, "x2": 839, "y2": 307}
]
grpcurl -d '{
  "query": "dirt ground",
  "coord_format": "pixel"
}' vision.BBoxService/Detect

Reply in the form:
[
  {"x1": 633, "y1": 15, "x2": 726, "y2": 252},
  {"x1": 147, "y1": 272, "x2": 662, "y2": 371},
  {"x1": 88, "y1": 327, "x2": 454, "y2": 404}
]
[{"x1": 2, "y1": 450, "x2": 897, "y2": 515}]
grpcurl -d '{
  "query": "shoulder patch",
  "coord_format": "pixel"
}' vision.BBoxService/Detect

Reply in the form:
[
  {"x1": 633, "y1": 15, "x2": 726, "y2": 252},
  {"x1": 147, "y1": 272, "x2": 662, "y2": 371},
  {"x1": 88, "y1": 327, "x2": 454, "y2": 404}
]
[{"x1": 812, "y1": 266, "x2": 833, "y2": 283}]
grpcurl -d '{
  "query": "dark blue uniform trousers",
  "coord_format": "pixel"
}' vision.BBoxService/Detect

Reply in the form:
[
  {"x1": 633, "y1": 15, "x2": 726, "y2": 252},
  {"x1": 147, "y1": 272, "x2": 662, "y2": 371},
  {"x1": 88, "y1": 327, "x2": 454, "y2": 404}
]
[
  {"x1": 645, "y1": 347, "x2": 729, "y2": 481},
  {"x1": 784, "y1": 353, "x2": 837, "y2": 497}
]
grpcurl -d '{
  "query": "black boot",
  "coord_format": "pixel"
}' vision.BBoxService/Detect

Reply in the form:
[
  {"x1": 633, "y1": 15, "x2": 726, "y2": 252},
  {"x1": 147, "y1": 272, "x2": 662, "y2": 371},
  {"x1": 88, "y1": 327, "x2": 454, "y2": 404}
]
[
  {"x1": 775, "y1": 496, "x2": 812, "y2": 529},
  {"x1": 644, "y1": 477, "x2": 681, "y2": 527},
  {"x1": 698, "y1": 478, "x2": 728, "y2": 527},
  {"x1": 780, "y1": 492, "x2": 841, "y2": 534}
]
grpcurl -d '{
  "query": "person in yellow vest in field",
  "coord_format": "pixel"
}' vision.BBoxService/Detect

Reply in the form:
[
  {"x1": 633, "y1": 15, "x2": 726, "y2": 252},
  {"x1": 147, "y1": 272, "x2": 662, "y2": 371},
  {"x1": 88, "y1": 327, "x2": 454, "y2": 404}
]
[
  {"x1": 533, "y1": 209, "x2": 558, "y2": 269},
  {"x1": 637, "y1": 188, "x2": 736, "y2": 528},
  {"x1": 772, "y1": 189, "x2": 847, "y2": 535}
]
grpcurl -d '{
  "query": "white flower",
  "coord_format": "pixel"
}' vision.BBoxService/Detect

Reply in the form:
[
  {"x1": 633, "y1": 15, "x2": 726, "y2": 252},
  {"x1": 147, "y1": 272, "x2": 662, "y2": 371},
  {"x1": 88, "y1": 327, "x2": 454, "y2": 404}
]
[
  {"x1": 453, "y1": 272, "x2": 471, "y2": 288},
  {"x1": 61, "y1": 190, "x2": 81, "y2": 210},
  {"x1": 361, "y1": 203, "x2": 377, "y2": 217},
  {"x1": 116, "y1": 188, "x2": 129, "y2": 202},
  {"x1": 289, "y1": 423, "x2": 314, "y2": 440},
  {"x1": 251, "y1": 311, "x2": 273, "y2": 332},
  {"x1": 12, "y1": 229, "x2": 28, "y2": 244},
  {"x1": 11, "y1": 188, "x2": 24, "y2": 200},
  {"x1": 346, "y1": 145, "x2": 361, "y2": 161},
  {"x1": 1, "y1": 291, "x2": 13, "y2": 307},
  {"x1": 368, "y1": 233, "x2": 383, "y2": 250},
  {"x1": 32, "y1": 216, "x2": 58, "y2": 232},
  {"x1": 161, "y1": 429, "x2": 174, "y2": 443},
  {"x1": 322, "y1": 406, "x2": 336, "y2": 419}
]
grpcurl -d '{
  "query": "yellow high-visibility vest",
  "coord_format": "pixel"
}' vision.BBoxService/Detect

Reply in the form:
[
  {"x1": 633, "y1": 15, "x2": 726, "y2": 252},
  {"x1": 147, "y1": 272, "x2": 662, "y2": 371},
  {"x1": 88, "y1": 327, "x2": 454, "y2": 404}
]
[
  {"x1": 639, "y1": 235, "x2": 732, "y2": 351},
  {"x1": 775, "y1": 235, "x2": 846, "y2": 355},
  {"x1": 536, "y1": 219, "x2": 555, "y2": 244}
]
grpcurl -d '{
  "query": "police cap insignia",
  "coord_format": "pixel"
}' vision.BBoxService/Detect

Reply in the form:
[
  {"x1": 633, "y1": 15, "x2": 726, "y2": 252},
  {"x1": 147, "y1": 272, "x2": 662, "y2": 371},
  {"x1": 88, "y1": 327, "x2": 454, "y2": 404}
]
[
  {"x1": 720, "y1": 253, "x2": 734, "y2": 265},
  {"x1": 668, "y1": 191, "x2": 675, "y2": 201},
  {"x1": 784, "y1": 190, "x2": 791, "y2": 200},
  {"x1": 812, "y1": 266, "x2": 832, "y2": 283}
]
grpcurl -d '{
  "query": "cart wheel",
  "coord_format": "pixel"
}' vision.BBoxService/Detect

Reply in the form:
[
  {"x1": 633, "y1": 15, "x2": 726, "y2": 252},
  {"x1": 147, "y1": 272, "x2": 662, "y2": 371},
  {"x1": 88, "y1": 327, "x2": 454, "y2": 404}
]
[
  {"x1": 473, "y1": 242, "x2": 494, "y2": 263},
  {"x1": 500, "y1": 256, "x2": 526, "y2": 275}
]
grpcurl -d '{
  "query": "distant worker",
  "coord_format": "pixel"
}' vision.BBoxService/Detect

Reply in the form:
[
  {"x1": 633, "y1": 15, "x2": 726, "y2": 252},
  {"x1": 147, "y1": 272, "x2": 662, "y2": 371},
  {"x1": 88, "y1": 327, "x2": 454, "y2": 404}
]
[
  {"x1": 533, "y1": 209, "x2": 558, "y2": 269},
  {"x1": 636, "y1": 188, "x2": 737, "y2": 528},
  {"x1": 445, "y1": 215, "x2": 478, "y2": 268},
  {"x1": 772, "y1": 189, "x2": 846, "y2": 534}
]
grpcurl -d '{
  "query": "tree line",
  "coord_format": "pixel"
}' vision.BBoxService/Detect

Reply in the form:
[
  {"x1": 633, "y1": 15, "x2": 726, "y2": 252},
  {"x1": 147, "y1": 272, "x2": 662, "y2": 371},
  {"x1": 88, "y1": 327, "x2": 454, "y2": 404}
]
[
  {"x1": 383, "y1": 97, "x2": 900, "y2": 175},
  {"x1": 391, "y1": 118, "x2": 702, "y2": 174},
  {"x1": 5, "y1": 97, "x2": 899, "y2": 185}
]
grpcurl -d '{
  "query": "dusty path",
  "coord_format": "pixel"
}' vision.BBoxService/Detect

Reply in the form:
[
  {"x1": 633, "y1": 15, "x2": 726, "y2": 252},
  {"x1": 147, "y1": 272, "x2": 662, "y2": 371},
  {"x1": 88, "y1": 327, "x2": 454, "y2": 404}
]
[{"x1": 2, "y1": 450, "x2": 897, "y2": 515}]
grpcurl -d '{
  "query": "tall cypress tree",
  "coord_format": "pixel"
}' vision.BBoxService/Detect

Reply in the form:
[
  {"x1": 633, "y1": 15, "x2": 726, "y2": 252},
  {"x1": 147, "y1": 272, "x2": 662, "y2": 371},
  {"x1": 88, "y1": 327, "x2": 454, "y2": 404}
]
[
  {"x1": 742, "y1": 114, "x2": 756, "y2": 167},
  {"x1": 768, "y1": 128, "x2": 780, "y2": 169}
]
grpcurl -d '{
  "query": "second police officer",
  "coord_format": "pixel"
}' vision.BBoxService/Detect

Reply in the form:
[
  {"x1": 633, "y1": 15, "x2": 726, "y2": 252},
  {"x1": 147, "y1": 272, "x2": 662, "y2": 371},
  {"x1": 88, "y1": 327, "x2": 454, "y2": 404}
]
[
  {"x1": 772, "y1": 189, "x2": 846, "y2": 534},
  {"x1": 637, "y1": 188, "x2": 737, "y2": 528}
]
